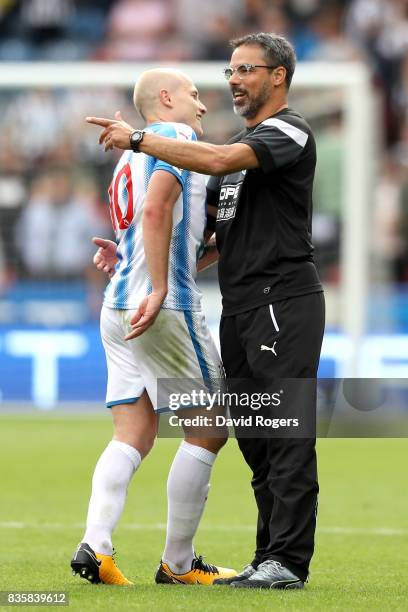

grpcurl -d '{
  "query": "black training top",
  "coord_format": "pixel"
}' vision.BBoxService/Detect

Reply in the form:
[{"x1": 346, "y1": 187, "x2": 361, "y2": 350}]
[{"x1": 206, "y1": 107, "x2": 323, "y2": 316}]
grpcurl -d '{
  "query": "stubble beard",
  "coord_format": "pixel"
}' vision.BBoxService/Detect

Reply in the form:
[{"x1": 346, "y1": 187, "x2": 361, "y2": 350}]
[{"x1": 233, "y1": 82, "x2": 272, "y2": 119}]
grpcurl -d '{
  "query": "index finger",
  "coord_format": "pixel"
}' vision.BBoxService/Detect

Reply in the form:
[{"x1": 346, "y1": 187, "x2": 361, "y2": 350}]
[{"x1": 86, "y1": 116, "x2": 116, "y2": 127}]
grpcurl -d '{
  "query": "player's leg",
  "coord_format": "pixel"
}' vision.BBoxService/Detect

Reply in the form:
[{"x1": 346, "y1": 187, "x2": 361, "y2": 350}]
[
  {"x1": 71, "y1": 306, "x2": 156, "y2": 586},
  {"x1": 157, "y1": 427, "x2": 239, "y2": 585},
  {"x1": 133, "y1": 308, "x2": 235, "y2": 584},
  {"x1": 157, "y1": 420, "x2": 232, "y2": 584},
  {"x1": 82, "y1": 394, "x2": 157, "y2": 555},
  {"x1": 71, "y1": 393, "x2": 157, "y2": 585},
  {"x1": 112, "y1": 395, "x2": 158, "y2": 456}
]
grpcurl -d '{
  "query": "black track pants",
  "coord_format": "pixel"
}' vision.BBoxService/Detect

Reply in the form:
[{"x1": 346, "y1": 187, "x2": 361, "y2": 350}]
[{"x1": 220, "y1": 292, "x2": 325, "y2": 581}]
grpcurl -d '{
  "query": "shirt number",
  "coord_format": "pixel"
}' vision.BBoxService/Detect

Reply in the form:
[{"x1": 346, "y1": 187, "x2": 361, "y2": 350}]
[{"x1": 108, "y1": 163, "x2": 134, "y2": 231}]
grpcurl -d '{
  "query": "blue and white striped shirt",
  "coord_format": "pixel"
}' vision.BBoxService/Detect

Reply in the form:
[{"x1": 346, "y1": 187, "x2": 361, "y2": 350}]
[{"x1": 103, "y1": 122, "x2": 206, "y2": 311}]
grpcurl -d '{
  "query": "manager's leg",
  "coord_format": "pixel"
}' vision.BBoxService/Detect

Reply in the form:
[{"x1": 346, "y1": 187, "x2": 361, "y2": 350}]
[
  {"x1": 233, "y1": 294, "x2": 324, "y2": 587},
  {"x1": 262, "y1": 436, "x2": 318, "y2": 581},
  {"x1": 219, "y1": 314, "x2": 275, "y2": 570}
]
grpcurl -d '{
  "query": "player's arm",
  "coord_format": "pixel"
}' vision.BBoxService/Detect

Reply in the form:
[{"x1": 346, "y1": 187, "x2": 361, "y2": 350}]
[
  {"x1": 86, "y1": 113, "x2": 259, "y2": 175},
  {"x1": 125, "y1": 170, "x2": 181, "y2": 340}
]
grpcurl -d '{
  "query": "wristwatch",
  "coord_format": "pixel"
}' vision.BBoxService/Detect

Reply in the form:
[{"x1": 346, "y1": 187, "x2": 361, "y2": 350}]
[{"x1": 129, "y1": 129, "x2": 145, "y2": 152}]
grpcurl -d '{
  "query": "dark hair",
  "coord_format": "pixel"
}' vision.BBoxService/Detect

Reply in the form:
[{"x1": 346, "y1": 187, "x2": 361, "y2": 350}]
[{"x1": 230, "y1": 32, "x2": 296, "y2": 89}]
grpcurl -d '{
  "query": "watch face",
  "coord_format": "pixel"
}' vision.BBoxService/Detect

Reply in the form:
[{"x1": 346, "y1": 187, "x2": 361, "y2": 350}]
[
  {"x1": 131, "y1": 131, "x2": 142, "y2": 144},
  {"x1": 130, "y1": 130, "x2": 144, "y2": 151},
  {"x1": 130, "y1": 130, "x2": 144, "y2": 153}
]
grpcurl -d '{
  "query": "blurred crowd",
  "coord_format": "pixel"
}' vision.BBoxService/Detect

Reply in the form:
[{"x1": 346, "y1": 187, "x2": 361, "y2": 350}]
[{"x1": 1, "y1": 0, "x2": 408, "y2": 296}]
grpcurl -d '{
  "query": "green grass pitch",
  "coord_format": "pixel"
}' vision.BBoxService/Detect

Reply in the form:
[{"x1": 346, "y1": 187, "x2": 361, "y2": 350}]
[{"x1": 1, "y1": 414, "x2": 407, "y2": 611}]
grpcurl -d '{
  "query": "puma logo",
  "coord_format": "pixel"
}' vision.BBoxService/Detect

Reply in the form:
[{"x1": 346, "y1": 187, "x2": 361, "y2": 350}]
[{"x1": 260, "y1": 342, "x2": 277, "y2": 356}]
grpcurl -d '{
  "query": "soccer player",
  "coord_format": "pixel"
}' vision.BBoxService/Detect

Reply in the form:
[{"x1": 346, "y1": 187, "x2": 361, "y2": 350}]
[
  {"x1": 87, "y1": 33, "x2": 325, "y2": 590},
  {"x1": 71, "y1": 68, "x2": 236, "y2": 586}
]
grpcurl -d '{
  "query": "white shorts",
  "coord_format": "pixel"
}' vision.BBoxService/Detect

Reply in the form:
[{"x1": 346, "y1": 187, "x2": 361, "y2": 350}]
[{"x1": 100, "y1": 305, "x2": 224, "y2": 412}]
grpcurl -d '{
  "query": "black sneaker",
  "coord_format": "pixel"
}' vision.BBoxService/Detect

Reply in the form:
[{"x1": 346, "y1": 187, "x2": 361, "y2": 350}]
[
  {"x1": 231, "y1": 560, "x2": 304, "y2": 589},
  {"x1": 213, "y1": 563, "x2": 256, "y2": 585},
  {"x1": 71, "y1": 543, "x2": 102, "y2": 584}
]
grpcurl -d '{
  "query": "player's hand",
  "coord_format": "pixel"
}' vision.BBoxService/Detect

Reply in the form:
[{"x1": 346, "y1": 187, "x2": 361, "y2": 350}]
[
  {"x1": 125, "y1": 291, "x2": 166, "y2": 340},
  {"x1": 86, "y1": 111, "x2": 134, "y2": 152},
  {"x1": 92, "y1": 236, "x2": 118, "y2": 277}
]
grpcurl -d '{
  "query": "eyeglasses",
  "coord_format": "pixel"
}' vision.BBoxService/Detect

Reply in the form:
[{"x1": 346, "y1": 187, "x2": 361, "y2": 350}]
[{"x1": 223, "y1": 63, "x2": 278, "y2": 80}]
